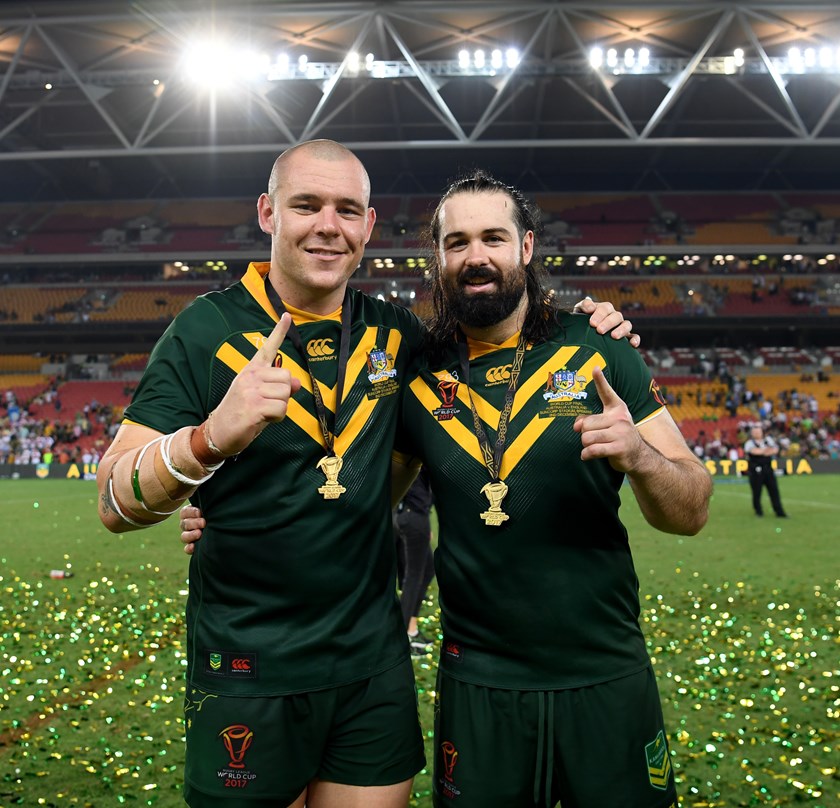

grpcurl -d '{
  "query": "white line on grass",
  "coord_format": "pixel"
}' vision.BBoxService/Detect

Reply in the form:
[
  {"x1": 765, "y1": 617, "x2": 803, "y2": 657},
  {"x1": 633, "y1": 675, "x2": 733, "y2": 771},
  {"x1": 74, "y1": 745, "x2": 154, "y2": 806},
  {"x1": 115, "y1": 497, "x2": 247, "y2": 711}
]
[{"x1": 712, "y1": 488, "x2": 840, "y2": 510}]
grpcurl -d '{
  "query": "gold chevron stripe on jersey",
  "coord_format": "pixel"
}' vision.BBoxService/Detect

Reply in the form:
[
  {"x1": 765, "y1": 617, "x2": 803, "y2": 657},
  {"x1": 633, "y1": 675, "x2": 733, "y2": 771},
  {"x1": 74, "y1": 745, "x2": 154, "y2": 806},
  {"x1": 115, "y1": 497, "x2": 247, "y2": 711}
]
[
  {"x1": 242, "y1": 327, "x2": 381, "y2": 410},
  {"x1": 409, "y1": 346, "x2": 608, "y2": 479},
  {"x1": 511, "y1": 346, "x2": 585, "y2": 419},
  {"x1": 408, "y1": 376, "x2": 485, "y2": 467},
  {"x1": 336, "y1": 327, "x2": 403, "y2": 454},
  {"x1": 216, "y1": 327, "x2": 400, "y2": 454}
]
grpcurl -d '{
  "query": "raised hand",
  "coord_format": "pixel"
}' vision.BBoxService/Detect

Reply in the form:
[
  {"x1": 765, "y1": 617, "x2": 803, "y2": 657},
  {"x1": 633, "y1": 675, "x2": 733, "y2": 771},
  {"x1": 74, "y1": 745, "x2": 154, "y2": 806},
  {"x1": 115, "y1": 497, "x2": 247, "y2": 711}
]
[
  {"x1": 573, "y1": 296, "x2": 641, "y2": 348},
  {"x1": 210, "y1": 314, "x2": 302, "y2": 456},
  {"x1": 573, "y1": 366, "x2": 644, "y2": 472}
]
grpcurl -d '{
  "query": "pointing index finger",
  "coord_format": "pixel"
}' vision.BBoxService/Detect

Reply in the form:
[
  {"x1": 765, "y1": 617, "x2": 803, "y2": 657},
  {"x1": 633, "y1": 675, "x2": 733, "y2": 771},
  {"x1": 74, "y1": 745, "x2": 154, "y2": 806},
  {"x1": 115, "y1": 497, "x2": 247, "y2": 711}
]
[
  {"x1": 592, "y1": 365, "x2": 620, "y2": 406},
  {"x1": 255, "y1": 313, "x2": 292, "y2": 366}
]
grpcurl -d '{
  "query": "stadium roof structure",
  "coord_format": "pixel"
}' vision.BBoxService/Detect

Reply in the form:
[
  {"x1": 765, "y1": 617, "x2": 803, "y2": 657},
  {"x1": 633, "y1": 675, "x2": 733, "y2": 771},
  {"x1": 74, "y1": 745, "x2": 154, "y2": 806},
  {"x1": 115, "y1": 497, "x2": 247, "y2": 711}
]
[{"x1": 1, "y1": 0, "x2": 840, "y2": 202}]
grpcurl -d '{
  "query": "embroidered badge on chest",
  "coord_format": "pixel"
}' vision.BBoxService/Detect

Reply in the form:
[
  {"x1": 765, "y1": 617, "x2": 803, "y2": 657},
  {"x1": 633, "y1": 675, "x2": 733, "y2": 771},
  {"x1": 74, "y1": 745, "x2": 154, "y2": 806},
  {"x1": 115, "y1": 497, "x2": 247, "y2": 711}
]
[
  {"x1": 539, "y1": 367, "x2": 592, "y2": 418},
  {"x1": 432, "y1": 372, "x2": 461, "y2": 421},
  {"x1": 366, "y1": 348, "x2": 399, "y2": 399}
]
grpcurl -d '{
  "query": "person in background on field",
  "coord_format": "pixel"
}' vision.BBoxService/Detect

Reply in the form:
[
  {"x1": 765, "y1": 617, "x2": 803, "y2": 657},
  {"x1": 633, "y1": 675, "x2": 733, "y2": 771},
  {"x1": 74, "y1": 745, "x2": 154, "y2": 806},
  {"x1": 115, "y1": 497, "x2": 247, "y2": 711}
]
[
  {"x1": 393, "y1": 466, "x2": 436, "y2": 655},
  {"x1": 744, "y1": 423, "x2": 788, "y2": 517}
]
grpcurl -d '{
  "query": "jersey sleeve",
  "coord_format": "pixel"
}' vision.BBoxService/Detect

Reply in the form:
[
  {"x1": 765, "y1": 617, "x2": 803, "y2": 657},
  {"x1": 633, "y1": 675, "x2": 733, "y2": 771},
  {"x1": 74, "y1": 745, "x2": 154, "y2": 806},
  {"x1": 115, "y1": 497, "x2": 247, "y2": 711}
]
[
  {"x1": 601, "y1": 334, "x2": 666, "y2": 425},
  {"x1": 122, "y1": 296, "x2": 223, "y2": 433}
]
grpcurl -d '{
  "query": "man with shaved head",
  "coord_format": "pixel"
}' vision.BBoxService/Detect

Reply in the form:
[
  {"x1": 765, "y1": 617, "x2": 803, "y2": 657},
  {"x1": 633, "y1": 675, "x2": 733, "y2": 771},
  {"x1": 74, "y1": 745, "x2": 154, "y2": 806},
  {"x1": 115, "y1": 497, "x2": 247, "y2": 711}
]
[{"x1": 97, "y1": 140, "x2": 636, "y2": 807}]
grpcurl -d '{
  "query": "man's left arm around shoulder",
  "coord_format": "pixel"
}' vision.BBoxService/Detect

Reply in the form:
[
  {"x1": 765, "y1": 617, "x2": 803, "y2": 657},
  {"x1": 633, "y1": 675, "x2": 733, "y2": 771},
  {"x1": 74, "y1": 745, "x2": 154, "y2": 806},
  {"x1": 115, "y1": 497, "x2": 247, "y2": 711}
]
[{"x1": 574, "y1": 366, "x2": 712, "y2": 536}]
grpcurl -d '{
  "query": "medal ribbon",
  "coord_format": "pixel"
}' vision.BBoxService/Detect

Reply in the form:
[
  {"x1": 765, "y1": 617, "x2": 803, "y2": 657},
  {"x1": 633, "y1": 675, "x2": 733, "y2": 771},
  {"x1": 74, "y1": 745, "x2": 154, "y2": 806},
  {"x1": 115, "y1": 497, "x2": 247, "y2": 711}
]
[
  {"x1": 456, "y1": 330, "x2": 527, "y2": 482},
  {"x1": 264, "y1": 276, "x2": 352, "y2": 456}
]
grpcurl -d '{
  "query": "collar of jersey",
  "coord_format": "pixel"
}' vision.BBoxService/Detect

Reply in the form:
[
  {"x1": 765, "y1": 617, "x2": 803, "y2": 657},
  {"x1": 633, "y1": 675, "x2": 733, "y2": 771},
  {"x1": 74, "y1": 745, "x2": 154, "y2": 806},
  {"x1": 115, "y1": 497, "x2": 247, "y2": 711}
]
[
  {"x1": 244, "y1": 261, "x2": 343, "y2": 325},
  {"x1": 466, "y1": 330, "x2": 532, "y2": 360}
]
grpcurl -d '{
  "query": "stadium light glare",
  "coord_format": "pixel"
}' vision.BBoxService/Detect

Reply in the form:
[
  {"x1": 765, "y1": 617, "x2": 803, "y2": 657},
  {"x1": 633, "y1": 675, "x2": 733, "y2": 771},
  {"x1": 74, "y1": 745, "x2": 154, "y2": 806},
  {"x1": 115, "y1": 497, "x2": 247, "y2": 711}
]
[
  {"x1": 639, "y1": 48, "x2": 650, "y2": 68},
  {"x1": 365, "y1": 52, "x2": 375, "y2": 71},
  {"x1": 804, "y1": 47, "x2": 816, "y2": 68},
  {"x1": 589, "y1": 47, "x2": 603, "y2": 69},
  {"x1": 474, "y1": 49, "x2": 486, "y2": 69},
  {"x1": 347, "y1": 51, "x2": 360, "y2": 74},
  {"x1": 184, "y1": 41, "x2": 235, "y2": 87},
  {"x1": 491, "y1": 49, "x2": 503, "y2": 69},
  {"x1": 734, "y1": 48, "x2": 745, "y2": 67},
  {"x1": 505, "y1": 48, "x2": 520, "y2": 69},
  {"x1": 606, "y1": 48, "x2": 618, "y2": 68},
  {"x1": 624, "y1": 48, "x2": 635, "y2": 68},
  {"x1": 819, "y1": 47, "x2": 833, "y2": 68},
  {"x1": 458, "y1": 49, "x2": 470, "y2": 69}
]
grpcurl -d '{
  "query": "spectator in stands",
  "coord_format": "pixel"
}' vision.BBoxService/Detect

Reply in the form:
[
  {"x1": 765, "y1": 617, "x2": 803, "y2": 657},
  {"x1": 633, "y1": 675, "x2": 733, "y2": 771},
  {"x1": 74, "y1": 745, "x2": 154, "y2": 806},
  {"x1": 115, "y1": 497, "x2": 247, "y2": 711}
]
[{"x1": 744, "y1": 425, "x2": 788, "y2": 518}]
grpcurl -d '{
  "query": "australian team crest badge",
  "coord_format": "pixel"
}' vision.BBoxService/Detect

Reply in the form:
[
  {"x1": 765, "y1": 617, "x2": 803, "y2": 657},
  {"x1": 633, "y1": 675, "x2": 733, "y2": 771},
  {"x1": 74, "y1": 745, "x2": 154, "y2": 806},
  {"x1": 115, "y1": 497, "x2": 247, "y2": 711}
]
[
  {"x1": 366, "y1": 348, "x2": 399, "y2": 399},
  {"x1": 543, "y1": 368, "x2": 588, "y2": 401}
]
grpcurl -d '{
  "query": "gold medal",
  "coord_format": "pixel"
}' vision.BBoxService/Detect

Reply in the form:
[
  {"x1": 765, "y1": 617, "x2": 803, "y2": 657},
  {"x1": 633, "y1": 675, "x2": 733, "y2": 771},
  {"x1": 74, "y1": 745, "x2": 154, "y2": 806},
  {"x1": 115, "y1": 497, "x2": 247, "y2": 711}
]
[
  {"x1": 457, "y1": 331, "x2": 527, "y2": 528},
  {"x1": 317, "y1": 455, "x2": 346, "y2": 499},
  {"x1": 480, "y1": 480, "x2": 509, "y2": 526}
]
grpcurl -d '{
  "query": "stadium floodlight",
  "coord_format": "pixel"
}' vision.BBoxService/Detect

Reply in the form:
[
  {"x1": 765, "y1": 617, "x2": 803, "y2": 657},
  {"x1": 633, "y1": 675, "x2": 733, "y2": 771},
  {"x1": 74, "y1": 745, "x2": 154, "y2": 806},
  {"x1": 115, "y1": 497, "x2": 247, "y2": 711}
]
[
  {"x1": 474, "y1": 49, "x2": 486, "y2": 69},
  {"x1": 639, "y1": 48, "x2": 650, "y2": 68},
  {"x1": 458, "y1": 49, "x2": 470, "y2": 69},
  {"x1": 347, "y1": 51, "x2": 360, "y2": 74},
  {"x1": 734, "y1": 48, "x2": 745, "y2": 67},
  {"x1": 274, "y1": 53, "x2": 290, "y2": 77},
  {"x1": 624, "y1": 48, "x2": 635, "y2": 68},
  {"x1": 606, "y1": 48, "x2": 618, "y2": 68},
  {"x1": 365, "y1": 52, "x2": 375, "y2": 71},
  {"x1": 184, "y1": 41, "x2": 234, "y2": 87},
  {"x1": 298, "y1": 54, "x2": 308, "y2": 70},
  {"x1": 589, "y1": 47, "x2": 603, "y2": 69},
  {"x1": 819, "y1": 47, "x2": 833, "y2": 68},
  {"x1": 804, "y1": 47, "x2": 816, "y2": 68},
  {"x1": 505, "y1": 48, "x2": 520, "y2": 69},
  {"x1": 491, "y1": 49, "x2": 503, "y2": 69}
]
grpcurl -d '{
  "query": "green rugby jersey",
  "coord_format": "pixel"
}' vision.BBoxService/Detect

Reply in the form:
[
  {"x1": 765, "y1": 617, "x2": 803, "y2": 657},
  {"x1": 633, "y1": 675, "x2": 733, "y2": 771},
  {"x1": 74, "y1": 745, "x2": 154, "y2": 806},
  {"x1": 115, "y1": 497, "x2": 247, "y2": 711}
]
[
  {"x1": 398, "y1": 313, "x2": 665, "y2": 690},
  {"x1": 124, "y1": 263, "x2": 425, "y2": 696}
]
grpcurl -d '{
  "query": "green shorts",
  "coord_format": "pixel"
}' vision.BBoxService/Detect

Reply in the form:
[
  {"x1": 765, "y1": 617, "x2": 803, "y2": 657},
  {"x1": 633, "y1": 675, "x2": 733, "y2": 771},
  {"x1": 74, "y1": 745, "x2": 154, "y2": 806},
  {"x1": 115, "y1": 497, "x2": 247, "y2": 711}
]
[
  {"x1": 433, "y1": 665, "x2": 677, "y2": 808},
  {"x1": 183, "y1": 657, "x2": 425, "y2": 807}
]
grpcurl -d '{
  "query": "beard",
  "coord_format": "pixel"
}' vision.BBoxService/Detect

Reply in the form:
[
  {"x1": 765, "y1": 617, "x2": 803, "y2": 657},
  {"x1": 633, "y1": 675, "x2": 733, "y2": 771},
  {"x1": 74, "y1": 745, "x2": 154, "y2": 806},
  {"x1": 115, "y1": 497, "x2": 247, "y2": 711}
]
[{"x1": 442, "y1": 263, "x2": 527, "y2": 329}]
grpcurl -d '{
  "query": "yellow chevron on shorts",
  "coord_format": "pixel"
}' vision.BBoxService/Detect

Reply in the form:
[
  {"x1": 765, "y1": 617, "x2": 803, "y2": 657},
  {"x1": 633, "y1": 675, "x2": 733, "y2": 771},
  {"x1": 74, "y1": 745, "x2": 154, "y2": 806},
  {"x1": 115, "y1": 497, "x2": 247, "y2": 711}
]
[{"x1": 648, "y1": 755, "x2": 671, "y2": 787}]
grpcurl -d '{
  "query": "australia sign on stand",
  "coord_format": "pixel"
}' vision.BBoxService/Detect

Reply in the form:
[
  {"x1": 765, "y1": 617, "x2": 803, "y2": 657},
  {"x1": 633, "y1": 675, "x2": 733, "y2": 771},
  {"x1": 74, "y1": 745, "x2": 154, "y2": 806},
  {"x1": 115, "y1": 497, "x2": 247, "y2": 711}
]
[
  {"x1": 1, "y1": 462, "x2": 99, "y2": 480},
  {"x1": 701, "y1": 458, "x2": 839, "y2": 476},
  {"x1": 1, "y1": 459, "x2": 839, "y2": 480}
]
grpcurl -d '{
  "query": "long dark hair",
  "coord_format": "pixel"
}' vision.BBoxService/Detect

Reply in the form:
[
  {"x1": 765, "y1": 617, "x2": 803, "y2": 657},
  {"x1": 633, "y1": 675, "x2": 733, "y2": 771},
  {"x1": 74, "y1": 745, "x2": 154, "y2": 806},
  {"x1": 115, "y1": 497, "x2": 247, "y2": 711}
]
[{"x1": 424, "y1": 170, "x2": 563, "y2": 354}]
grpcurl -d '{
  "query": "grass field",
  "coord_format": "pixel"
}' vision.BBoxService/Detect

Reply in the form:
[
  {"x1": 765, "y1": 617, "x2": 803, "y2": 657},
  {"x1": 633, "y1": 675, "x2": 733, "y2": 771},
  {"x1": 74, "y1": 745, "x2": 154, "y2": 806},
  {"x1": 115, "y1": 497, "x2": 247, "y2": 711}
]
[{"x1": 1, "y1": 476, "x2": 838, "y2": 807}]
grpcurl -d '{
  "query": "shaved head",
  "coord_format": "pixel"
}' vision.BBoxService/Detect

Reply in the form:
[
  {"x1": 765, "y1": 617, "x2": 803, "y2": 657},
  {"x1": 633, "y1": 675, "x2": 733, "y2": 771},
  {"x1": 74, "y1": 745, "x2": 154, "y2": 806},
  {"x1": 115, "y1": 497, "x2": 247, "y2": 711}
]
[{"x1": 268, "y1": 139, "x2": 370, "y2": 204}]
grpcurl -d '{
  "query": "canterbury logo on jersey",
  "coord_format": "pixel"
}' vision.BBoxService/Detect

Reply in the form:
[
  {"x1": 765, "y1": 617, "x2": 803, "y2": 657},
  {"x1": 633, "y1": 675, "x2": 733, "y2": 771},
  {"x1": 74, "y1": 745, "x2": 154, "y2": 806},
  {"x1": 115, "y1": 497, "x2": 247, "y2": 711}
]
[
  {"x1": 307, "y1": 338, "x2": 335, "y2": 358},
  {"x1": 485, "y1": 364, "x2": 511, "y2": 384},
  {"x1": 217, "y1": 326, "x2": 404, "y2": 456},
  {"x1": 204, "y1": 650, "x2": 258, "y2": 678}
]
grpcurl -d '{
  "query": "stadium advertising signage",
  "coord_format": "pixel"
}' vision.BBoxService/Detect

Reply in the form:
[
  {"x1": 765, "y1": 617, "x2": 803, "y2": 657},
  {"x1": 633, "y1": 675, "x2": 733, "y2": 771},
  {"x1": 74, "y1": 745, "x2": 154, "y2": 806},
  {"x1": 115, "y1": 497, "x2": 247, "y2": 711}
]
[{"x1": 2, "y1": 459, "x2": 840, "y2": 479}]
